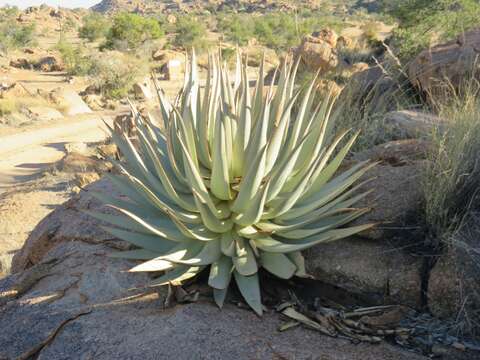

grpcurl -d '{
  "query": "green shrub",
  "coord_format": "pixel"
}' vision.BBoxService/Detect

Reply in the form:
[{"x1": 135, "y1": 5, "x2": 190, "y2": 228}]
[
  {"x1": 254, "y1": 13, "x2": 302, "y2": 51},
  {"x1": 0, "y1": 98, "x2": 16, "y2": 116},
  {"x1": 217, "y1": 15, "x2": 254, "y2": 45},
  {"x1": 383, "y1": 0, "x2": 480, "y2": 60},
  {"x1": 56, "y1": 41, "x2": 95, "y2": 76},
  {"x1": 90, "y1": 53, "x2": 148, "y2": 99},
  {"x1": 79, "y1": 12, "x2": 110, "y2": 42},
  {"x1": 0, "y1": 20, "x2": 36, "y2": 53},
  {"x1": 105, "y1": 12, "x2": 163, "y2": 50},
  {"x1": 217, "y1": 12, "x2": 344, "y2": 52},
  {"x1": 173, "y1": 16, "x2": 208, "y2": 50}
]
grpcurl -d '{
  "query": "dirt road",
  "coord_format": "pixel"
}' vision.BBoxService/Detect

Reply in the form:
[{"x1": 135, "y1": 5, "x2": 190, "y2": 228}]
[{"x1": 0, "y1": 115, "x2": 112, "y2": 193}]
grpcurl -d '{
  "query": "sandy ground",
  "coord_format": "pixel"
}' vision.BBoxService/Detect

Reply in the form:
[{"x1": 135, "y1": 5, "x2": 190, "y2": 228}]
[{"x1": 0, "y1": 114, "x2": 111, "y2": 191}]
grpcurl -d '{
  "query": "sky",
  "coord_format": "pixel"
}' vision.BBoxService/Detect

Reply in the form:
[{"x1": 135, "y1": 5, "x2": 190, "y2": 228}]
[{"x1": 0, "y1": 0, "x2": 99, "y2": 8}]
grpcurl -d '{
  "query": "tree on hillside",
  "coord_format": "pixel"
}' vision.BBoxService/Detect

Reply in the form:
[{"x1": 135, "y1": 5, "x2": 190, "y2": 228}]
[
  {"x1": 382, "y1": 0, "x2": 480, "y2": 59},
  {"x1": 79, "y1": 12, "x2": 111, "y2": 42},
  {"x1": 173, "y1": 16, "x2": 207, "y2": 50},
  {"x1": 104, "y1": 12, "x2": 164, "y2": 50}
]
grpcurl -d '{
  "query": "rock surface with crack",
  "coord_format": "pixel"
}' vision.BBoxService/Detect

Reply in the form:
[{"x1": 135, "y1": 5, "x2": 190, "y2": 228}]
[
  {"x1": 0, "y1": 243, "x2": 425, "y2": 360},
  {"x1": 1, "y1": 179, "x2": 427, "y2": 360}
]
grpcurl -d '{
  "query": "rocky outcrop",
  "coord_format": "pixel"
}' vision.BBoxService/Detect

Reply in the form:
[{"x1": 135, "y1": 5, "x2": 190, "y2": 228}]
[
  {"x1": 295, "y1": 30, "x2": 339, "y2": 74},
  {"x1": 11, "y1": 180, "x2": 122, "y2": 273},
  {"x1": 35, "y1": 55, "x2": 65, "y2": 72},
  {"x1": 408, "y1": 28, "x2": 480, "y2": 98},
  {"x1": 305, "y1": 140, "x2": 429, "y2": 309},
  {"x1": 350, "y1": 140, "x2": 427, "y2": 241},
  {"x1": 3, "y1": 179, "x2": 423, "y2": 360},
  {"x1": 305, "y1": 237, "x2": 424, "y2": 308},
  {"x1": 384, "y1": 110, "x2": 445, "y2": 139},
  {"x1": 428, "y1": 214, "x2": 480, "y2": 325}
]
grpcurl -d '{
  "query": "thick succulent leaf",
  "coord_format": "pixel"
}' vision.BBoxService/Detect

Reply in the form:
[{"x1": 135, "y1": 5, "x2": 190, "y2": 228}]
[
  {"x1": 276, "y1": 162, "x2": 375, "y2": 221},
  {"x1": 108, "y1": 207, "x2": 193, "y2": 242},
  {"x1": 213, "y1": 287, "x2": 228, "y2": 308},
  {"x1": 233, "y1": 239, "x2": 258, "y2": 276},
  {"x1": 221, "y1": 231, "x2": 236, "y2": 256},
  {"x1": 301, "y1": 132, "x2": 360, "y2": 199},
  {"x1": 233, "y1": 182, "x2": 270, "y2": 227},
  {"x1": 136, "y1": 129, "x2": 197, "y2": 212},
  {"x1": 101, "y1": 226, "x2": 177, "y2": 253},
  {"x1": 234, "y1": 271, "x2": 263, "y2": 316},
  {"x1": 260, "y1": 252, "x2": 296, "y2": 279},
  {"x1": 265, "y1": 91, "x2": 300, "y2": 174},
  {"x1": 209, "y1": 256, "x2": 233, "y2": 289},
  {"x1": 149, "y1": 265, "x2": 205, "y2": 287},
  {"x1": 276, "y1": 209, "x2": 369, "y2": 239},
  {"x1": 211, "y1": 117, "x2": 232, "y2": 200},
  {"x1": 89, "y1": 190, "x2": 158, "y2": 217},
  {"x1": 109, "y1": 170, "x2": 201, "y2": 224},
  {"x1": 171, "y1": 239, "x2": 221, "y2": 266},
  {"x1": 230, "y1": 145, "x2": 267, "y2": 213},
  {"x1": 193, "y1": 191, "x2": 234, "y2": 233},
  {"x1": 253, "y1": 235, "x2": 332, "y2": 253},
  {"x1": 109, "y1": 249, "x2": 161, "y2": 260},
  {"x1": 286, "y1": 251, "x2": 308, "y2": 277}
]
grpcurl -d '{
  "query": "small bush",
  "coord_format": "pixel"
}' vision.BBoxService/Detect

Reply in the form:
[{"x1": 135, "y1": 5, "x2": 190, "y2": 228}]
[
  {"x1": 217, "y1": 15, "x2": 254, "y2": 45},
  {"x1": 104, "y1": 13, "x2": 163, "y2": 50},
  {"x1": 383, "y1": 0, "x2": 480, "y2": 60},
  {"x1": 79, "y1": 12, "x2": 110, "y2": 42},
  {"x1": 0, "y1": 98, "x2": 16, "y2": 116},
  {"x1": 90, "y1": 53, "x2": 148, "y2": 99},
  {"x1": 56, "y1": 41, "x2": 95, "y2": 76},
  {"x1": 0, "y1": 20, "x2": 36, "y2": 53},
  {"x1": 217, "y1": 12, "x2": 344, "y2": 52},
  {"x1": 173, "y1": 16, "x2": 208, "y2": 50}
]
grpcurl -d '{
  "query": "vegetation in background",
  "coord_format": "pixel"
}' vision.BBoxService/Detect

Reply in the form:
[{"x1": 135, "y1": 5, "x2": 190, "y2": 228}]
[
  {"x1": 173, "y1": 16, "x2": 208, "y2": 50},
  {"x1": 79, "y1": 12, "x2": 111, "y2": 42},
  {"x1": 217, "y1": 12, "x2": 344, "y2": 51},
  {"x1": 104, "y1": 12, "x2": 163, "y2": 50},
  {"x1": 382, "y1": 0, "x2": 480, "y2": 60},
  {"x1": 331, "y1": 53, "x2": 417, "y2": 151},
  {"x1": 56, "y1": 40, "x2": 95, "y2": 76},
  {"x1": 90, "y1": 53, "x2": 148, "y2": 99},
  {"x1": 0, "y1": 19, "x2": 36, "y2": 54},
  {"x1": 423, "y1": 79, "x2": 480, "y2": 240},
  {"x1": 56, "y1": 39, "x2": 146, "y2": 99}
]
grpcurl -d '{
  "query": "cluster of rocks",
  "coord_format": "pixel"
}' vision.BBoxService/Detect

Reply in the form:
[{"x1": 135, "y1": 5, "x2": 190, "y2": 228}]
[{"x1": 10, "y1": 54, "x2": 65, "y2": 73}]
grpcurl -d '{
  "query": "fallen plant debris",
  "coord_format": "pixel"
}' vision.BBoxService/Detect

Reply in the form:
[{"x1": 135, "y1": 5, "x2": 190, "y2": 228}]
[{"x1": 277, "y1": 294, "x2": 480, "y2": 357}]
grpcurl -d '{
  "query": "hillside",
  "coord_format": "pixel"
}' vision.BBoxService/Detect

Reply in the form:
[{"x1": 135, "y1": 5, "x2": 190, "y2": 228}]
[{"x1": 90, "y1": 0, "x2": 375, "y2": 15}]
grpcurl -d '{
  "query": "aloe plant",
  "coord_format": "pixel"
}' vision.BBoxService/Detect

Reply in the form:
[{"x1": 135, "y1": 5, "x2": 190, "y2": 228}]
[{"x1": 89, "y1": 51, "x2": 374, "y2": 315}]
